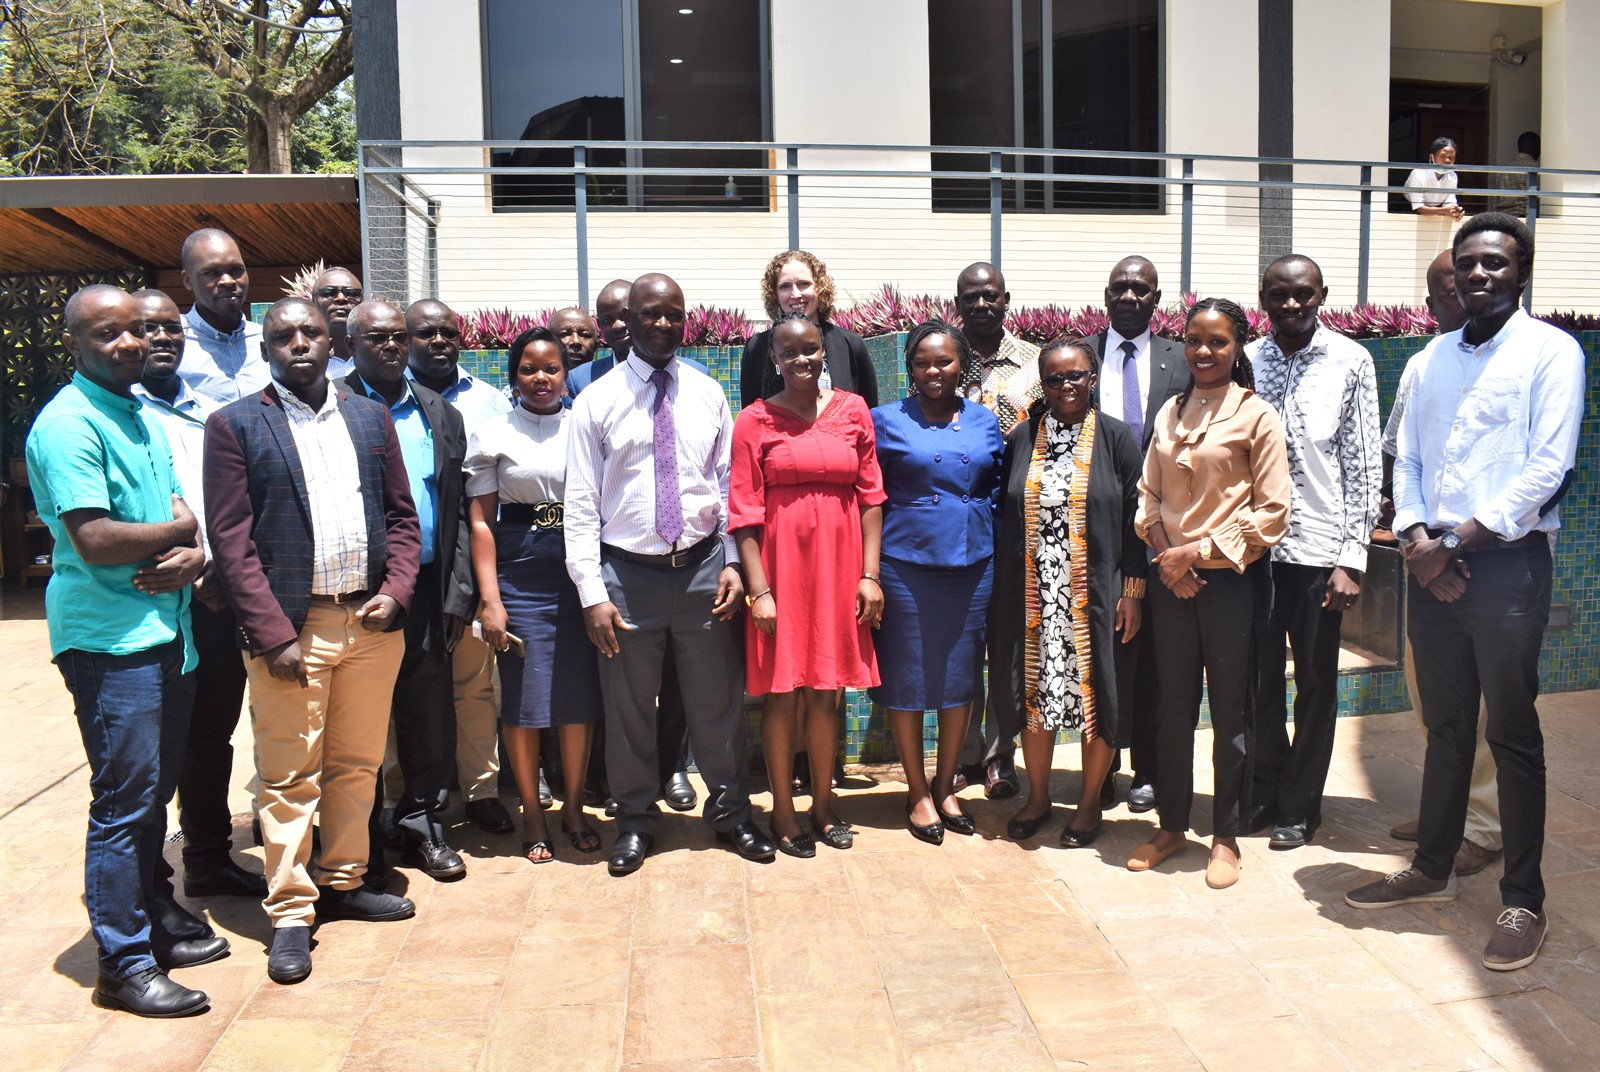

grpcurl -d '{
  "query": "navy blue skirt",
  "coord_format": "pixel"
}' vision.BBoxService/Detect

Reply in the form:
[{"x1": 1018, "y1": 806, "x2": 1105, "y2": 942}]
[
  {"x1": 870, "y1": 554, "x2": 993, "y2": 710},
  {"x1": 496, "y1": 525, "x2": 602, "y2": 728}
]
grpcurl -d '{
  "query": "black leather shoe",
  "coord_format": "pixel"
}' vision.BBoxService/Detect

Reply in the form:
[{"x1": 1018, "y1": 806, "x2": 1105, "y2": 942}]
[
  {"x1": 183, "y1": 857, "x2": 268, "y2": 899},
  {"x1": 906, "y1": 809, "x2": 945, "y2": 846},
  {"x1": 717, "y1": 821, "x2": 777, "y2": 862},
  {"x1": 1059, "y1": 821, "x2": 1102, "y2": 849},
  {"x1": 316, "y1": 884, "x2": 416, "y2": 922},
  {"x1": 936, "y1": 802, "x2": 977, "y2": 836},
  {"x1": 984, "y1": 757, "x2": 1020, "y2": 800},
  {"x1": 604, "y1": 797, "x2": 622, "y2": 818},
  {"x1": 266, "y1": 927, "x2": 312, "y2": 985},
  {"x1": 608, "y1": 831, "x2": 653, "y2": 876},
  {"x1": 1270, "y1": 821, "x2": 1310, "y2": 850},
  {"x1": 404, "y1": 838, "x2": 467, "y2": 881},
  {"x1": 94, "y1": 966, "x2": 209, "y2": 1017},
  {"x1": 1126, "y1": 782, "x2": 1157, "y2": 813},
  {"x1": 154, "y1": 933, "x2": 230, "y2": 970},
  {"x1": 537, "y1": 771, "x2": 553, "y2": 808},
  {"x1": 1099, "y1": 774, "x2": 1118, "y2": 809},
  {"x1": 465, "y1": 797, "x2": 515, "y2": 834},
  {"x1": 662, "y1": 772, "x2": 697, "y2": 812},
  {"x1": 1006, "y1": 807, "x2": 1052, "y2": 841},
  {"x1": 1248, "y1": 804, "x2": 1280, "y2": 834},
  {"x1": 150, "y1": 891, "x2": 213, "y2": 942}
]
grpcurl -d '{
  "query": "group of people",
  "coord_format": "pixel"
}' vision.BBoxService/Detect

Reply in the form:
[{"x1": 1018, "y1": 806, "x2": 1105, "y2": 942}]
[
  {"x1": 25, "y1": 210, "x2": 1582, "y2": 1019},
  {"x1": 1404, "y1": 130, "x2": 1542, "y2": 220}
]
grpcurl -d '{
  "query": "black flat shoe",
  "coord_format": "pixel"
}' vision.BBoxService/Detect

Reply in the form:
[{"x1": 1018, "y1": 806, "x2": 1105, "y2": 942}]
[
  {"x1": 774, "y1": 831, "x2": 816, "y2": 859},
  {"x1": 936, "y1": 802, "x2": 976, "y2": 836},
  {"x1": 1126, "y1": 782, "x2": 1157, "y2": 813},
  {"x1": 265, "y1": 927, "x2": 312, "y2": 986},
  {"x1": 716, "y1": 821, "x2": 777, "y2": 862},
  {"x1": 153, "y1": 934, "x2": 230, "y2": 971},
  {"x1": 662, "y1": 772, "x2": 697, "y2": 812},
  {"x1": 1059, "y1": 822, "x2": 1102, "y2": 849},
  {"x1": 906, "y1": 808, "x2": 945, "y2": 846},
  {"x1": 94, "y1": 966, "x2": 209, "y2": 1017},
  {"x1": 608, "y1": 831, "x2": 653, "y2": 876},
  {"x1": 1006, "y1": 808, "x2": 1052, "y2": 841},
  {"x1": 1270, "y1": 821, "x2": 1310, "y2": 850}
]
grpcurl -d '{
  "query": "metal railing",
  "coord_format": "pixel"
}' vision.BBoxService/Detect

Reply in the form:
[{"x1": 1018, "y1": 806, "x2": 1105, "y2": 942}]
[{"x1": 357, "y1": 140, "x2": 1600, "y2": 316}]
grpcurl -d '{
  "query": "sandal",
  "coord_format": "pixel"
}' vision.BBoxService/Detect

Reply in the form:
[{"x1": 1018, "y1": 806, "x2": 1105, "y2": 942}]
[
  {"x1": 818, "y1": 823, "x2": 854, "y2": 850},
  {"x1": 565, "y1": 827, "x2": 601, "y2": 854},
  {"x1": 521, "y1": 840, "x2": 555, "y2": 865}
]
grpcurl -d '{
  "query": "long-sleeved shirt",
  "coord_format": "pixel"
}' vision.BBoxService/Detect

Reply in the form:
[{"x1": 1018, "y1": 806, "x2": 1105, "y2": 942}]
[
  {"x1": 275, "y1": 380, "x2": 370, "y2": 594},
  {"x1": 564, "y1": 354, "x2": 740, "y2": 607},
  {"x1": 180, "y1": 306, "x2": 268, "y2": 404},
  {"x1": 1393, "y1": 309, "x2": 1585, "y2": 542},
  {"x1": 410, "y1": 366, "x2": 512, "y2": 434},
  {"x1": 1136, "y1": 381, "x2": 1292, "y2": 571},
  {"x1": 132, "y1": 379, "x2": 219, "y2": 557},
  {"x1": 1247, "y1": 323, "x2": 1381, "y2": 572}
]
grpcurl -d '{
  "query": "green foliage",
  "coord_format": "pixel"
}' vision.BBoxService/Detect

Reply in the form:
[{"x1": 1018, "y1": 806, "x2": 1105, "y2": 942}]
[{"x1": 291, "y1": 81, "x2": 356, "y2": 174}]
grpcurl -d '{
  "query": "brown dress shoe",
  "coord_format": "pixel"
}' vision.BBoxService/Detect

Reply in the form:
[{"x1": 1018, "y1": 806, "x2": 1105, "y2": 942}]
[
  {"x1": 1454, "y1": 839, "x2": 1503, "y2": 877},
  {"x1": 1483, "y1": 908, "x2": 1547, "y2": 971},
  {"x1": 1390, "y1": 817, "x2": 1420, "y2": 841}
]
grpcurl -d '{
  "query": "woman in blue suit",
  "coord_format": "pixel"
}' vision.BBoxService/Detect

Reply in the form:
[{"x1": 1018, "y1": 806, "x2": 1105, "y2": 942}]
[{"x1": 870, "y1": 321, "x2": 1004, "y2": 844}]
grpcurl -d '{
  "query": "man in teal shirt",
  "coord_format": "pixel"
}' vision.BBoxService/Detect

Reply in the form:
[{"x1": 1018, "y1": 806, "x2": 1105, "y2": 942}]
[{"x1": 25, "y1": 285, "x2": 215, "y2": 1017}]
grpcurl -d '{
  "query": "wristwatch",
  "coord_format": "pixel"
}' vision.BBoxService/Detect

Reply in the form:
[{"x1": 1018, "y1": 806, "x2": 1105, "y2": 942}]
[
  {"x1": 1198, "y1": 536, "x2": 1213, "y2": 562},
  {"x1": 1439, "y1": 529, "x2": 1464, "y2": 556}
]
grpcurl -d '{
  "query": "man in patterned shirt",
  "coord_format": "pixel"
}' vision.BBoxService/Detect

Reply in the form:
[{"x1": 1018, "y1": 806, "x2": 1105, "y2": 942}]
[{"x1": 1246, "y1": 254, "x2": 1381, "y2": 849}]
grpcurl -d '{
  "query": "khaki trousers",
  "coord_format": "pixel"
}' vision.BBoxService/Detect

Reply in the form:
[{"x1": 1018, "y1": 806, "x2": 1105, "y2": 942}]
[
  {"x1": 1404, "y1": 637, "x2": 1501, "y2": 852},
  {"x1": 246, "y1": 602, "x2": 404, "y2": 927},
  {"x1": 380, "y1": 630, "x2": 501, "y2": 805}
]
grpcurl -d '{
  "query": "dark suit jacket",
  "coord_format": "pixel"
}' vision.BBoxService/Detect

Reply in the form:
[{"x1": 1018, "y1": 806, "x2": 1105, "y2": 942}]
[
  {"x1": 203, "y1": 383, "x2": 421, "y2": 656},
  {"x1": 1087, "y1": 330, "x2": 1188, "y2": 453},
  {"x1": 739, "y1": 321, "x2": 879, "y2": 409},
  {"x1": 988, "y1": 410, "x2": 1147, "y2": 747},
  {"x1": 337, "y1": 372, "x2": 474, "y2": 621}
]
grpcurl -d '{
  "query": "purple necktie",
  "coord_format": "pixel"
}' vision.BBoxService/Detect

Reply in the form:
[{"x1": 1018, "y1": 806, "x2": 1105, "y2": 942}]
[
  {"x1": 650, "y1": 369, "x2": 684, "y2": 546},
  {"x1": 1120, "y1": 340, "x2": 1143, "y2": 445}
]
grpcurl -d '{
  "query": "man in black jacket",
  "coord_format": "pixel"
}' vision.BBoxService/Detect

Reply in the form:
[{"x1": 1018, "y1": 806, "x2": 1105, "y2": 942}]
[{"x1": 340, "y1": 300, "x2": 475, "y2": 882}]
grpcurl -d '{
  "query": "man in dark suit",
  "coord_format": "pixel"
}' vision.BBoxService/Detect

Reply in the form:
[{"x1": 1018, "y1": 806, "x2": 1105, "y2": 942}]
[
  {"x1": 1086, "y1": 255, "x2": 1189, "y2": 812},
  {"x1": 204, "y1": 298, "x2": 421, "y2": 986},
  {"x1": 339, "y1": 300, "x2": 475, "y2": 882}
]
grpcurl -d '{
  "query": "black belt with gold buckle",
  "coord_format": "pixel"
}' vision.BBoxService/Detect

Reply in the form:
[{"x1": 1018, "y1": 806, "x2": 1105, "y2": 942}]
[
  {"x1": 501, "y1": 501, "x2": 564, "y2": 530},
  {"x1": 309, "y1": 589, "x2": 369, "y2": 605}
]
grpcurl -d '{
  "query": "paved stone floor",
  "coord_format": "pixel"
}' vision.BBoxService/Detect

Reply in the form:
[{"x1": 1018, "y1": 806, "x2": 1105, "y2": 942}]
[{"x1": 4, "y1": 587, "x2": 1600, "y2": 1071}]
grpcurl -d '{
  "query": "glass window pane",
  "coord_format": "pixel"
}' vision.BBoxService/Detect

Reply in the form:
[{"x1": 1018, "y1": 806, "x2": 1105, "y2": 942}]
[{"x1": 929, "y1": 0, "x2": 1016, "y2": 213}]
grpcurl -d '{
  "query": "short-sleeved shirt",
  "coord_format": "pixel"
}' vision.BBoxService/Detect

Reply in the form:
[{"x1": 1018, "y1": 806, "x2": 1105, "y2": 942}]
[
  {"x1": 25, "y1": 373, "x2": 196, "y2": 667},
  {"x1": 465, "y1": 406, "x2": 568, "y2": 504},
  {"x1": 180, "y1": 306, "x2": 268, "y2": 404}
]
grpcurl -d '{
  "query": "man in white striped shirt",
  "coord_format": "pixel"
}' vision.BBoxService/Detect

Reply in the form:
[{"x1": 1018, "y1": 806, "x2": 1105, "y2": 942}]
[{"x1": 565, "y1": 274, "x2": 774, "y2": 875}]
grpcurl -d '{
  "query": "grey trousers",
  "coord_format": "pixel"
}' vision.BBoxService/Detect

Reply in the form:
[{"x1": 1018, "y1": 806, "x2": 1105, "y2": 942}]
[{"x1": 598, "y1": 545, "x2": 752, "y2": 835}]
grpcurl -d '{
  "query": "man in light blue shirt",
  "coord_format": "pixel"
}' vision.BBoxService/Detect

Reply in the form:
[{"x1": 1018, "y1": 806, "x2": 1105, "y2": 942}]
[
  {"x1": 1346, "y1": 214, "x2": 1585, "y2": 975},
  {"x1": 178, "y1": 228, "x2": 267, "y2": 404},
  {"x1": 26, "y1": 285, "x2": 214, "y2": 1017}
]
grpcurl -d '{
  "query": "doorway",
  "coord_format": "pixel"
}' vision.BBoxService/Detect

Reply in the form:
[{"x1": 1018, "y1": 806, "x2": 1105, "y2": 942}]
[{"x1": 1387, "y1": 80, "x2": 1489, "y2": 215}]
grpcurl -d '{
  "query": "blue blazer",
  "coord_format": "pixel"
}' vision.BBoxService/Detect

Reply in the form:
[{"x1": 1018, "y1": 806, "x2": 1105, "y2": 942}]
[
  {"x1": 871, "y1": 397, "x2": 1004, "y2": 568},
  {"x1": 203, "y1": 384, "x2": 422, "y2": 655}
]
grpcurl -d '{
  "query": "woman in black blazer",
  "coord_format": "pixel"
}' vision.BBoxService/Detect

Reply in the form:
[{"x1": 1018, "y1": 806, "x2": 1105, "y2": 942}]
[
  {"x1": 739, "y1": 249, "x2": 879, "y2": 409},
  {"x1": 991, "y1": 337, "x2": 1147, "y2": 847}
]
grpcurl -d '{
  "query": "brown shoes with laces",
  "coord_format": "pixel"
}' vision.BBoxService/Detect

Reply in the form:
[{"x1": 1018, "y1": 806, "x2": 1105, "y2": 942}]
[{"x1": 1482, "y1": 907, "x2": 1547, "y2": 971}]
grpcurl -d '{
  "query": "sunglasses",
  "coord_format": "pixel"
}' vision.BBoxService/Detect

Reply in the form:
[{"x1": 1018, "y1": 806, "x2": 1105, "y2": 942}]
[
  {"x1": 1042, "y1": 370, "x2": 1092, "y2": 388},
  {"x1": 413, "y1": 325, "x2": 460, "y2": 340},
  {"x1": 359, "y1": 331, "x2": 410, "y2": 347},
  {"x1": 315, "y1": 286, "x2": 364, "y2": 300}
]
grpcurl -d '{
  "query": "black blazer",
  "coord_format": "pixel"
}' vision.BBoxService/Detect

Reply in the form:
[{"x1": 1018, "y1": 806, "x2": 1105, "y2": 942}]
[
  {"x1": 337, "y1": 372, "x2": 475, "y2": 622},
  {"x1": 988, "y1": 409, "x2": 1147, "y2": 747},
  {"x1": 1086, "y1": 330, "x2": 1188, "y2": 453},
  {"x1": 739, "y1": 321, "x2": 879, "y2": 409},
  {"x1": 204, "y1": 385, "x2": 421, "y2": 655}
]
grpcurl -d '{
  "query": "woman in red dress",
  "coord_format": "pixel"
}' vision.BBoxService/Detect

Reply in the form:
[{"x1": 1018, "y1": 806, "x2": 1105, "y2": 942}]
[{"x1": 730, "y1": 314, "x2": 886, "y2": 858}]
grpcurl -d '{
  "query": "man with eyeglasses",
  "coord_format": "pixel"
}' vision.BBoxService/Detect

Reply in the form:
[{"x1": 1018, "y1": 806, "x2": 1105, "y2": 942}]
[
  {"x1": 310, "y1": 268, "x2": 364, "y2": 380},
  {"x1": 131, "y1": 290, "x2": 267, "y2": 917},
  {"x1": 178, "y1": 227, "x2": 265, "y2": 405},
  {"x1": 402, "y1": 299, "x2": 517, "y2": 836},
  {"x1": 338, "y1": 301, "x2": 475, "y2": 883}
]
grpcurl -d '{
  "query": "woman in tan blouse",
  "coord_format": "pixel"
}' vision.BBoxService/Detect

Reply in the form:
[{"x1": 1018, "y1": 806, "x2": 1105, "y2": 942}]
[{"x1": 1130, "y1": 297, "x2": 1290, "y2": 890}]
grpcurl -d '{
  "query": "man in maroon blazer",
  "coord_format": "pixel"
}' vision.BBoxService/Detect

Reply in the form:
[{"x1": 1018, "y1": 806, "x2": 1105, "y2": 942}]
[{"x1": 203, "y1": 297, "x2": 420, "y2": 986}]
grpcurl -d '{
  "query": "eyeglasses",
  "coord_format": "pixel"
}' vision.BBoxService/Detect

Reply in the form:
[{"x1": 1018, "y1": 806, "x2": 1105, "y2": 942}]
[
  {"x1": 143, "y1": 320, "x2": 184, "y2": 337},
  {"x1": 315, "y1": 286, "x2": 364, "y2": 300},
  {"x1": 413, "y1": 325, "x2": 459, "y2": 340},
  {"x1": 1042, "y1": 370, "x2": 1092, "y2": 388},
  {"x1": 359, "y1": 331, "x2": 410, "y2": 347}
]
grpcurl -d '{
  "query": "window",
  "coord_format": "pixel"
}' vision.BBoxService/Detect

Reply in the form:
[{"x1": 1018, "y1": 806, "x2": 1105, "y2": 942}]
[
  {"x1": 929, "y1": 0, "x2": 1162, "y2": 213},
  {"x1": 482, "y1": 0, "x2": 769, "y2": 211}
]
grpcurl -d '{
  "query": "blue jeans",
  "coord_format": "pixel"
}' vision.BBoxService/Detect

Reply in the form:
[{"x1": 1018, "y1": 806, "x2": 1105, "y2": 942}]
[{"x1": 57, "y1": 640, "x2": 195, "y2": 978}]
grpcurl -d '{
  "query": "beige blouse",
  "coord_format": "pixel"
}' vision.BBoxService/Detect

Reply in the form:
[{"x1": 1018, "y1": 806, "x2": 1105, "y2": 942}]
[{"x1": 1136, "y1": 381, "x2": 1291, "y2": 570}]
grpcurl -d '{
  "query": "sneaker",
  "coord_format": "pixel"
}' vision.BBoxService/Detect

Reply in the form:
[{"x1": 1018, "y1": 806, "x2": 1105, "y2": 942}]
[
  {"x1": 317, "y1": 883, "x2": 416, "y2": 922},
  {"x1": 1345, "y1": 867, "x2": 1458, "y2": 909},
  {"x1": 1482, "y1": 908, "x2": 1547, "y2": 971},
  {"x1": 1454, "y1": 839, "x2": 1503, "y2": 877}
]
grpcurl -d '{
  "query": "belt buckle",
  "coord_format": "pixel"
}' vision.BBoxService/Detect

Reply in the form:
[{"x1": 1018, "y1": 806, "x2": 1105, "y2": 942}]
[
  {"x1": 530, "y1": 501, "x2": 563, "y2": 531},
  {"x1": 668, "y1": 547, "x2": 690, "y2": 568}
]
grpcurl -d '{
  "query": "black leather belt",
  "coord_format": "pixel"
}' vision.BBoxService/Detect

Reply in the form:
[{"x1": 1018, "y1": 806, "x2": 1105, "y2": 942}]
[
  {"x1": 501, "y1": 501, "x2": 564, "y2": 530},
  {"x1": 602, "y1": 533, "x2": 718, "y2": 569},
  {"x1": 309, "y1": 589, "x2": 369, "y2": 605}
]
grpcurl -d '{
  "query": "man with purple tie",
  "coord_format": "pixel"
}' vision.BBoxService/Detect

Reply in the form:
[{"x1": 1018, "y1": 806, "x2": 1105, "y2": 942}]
[{"x1": 564, "y1": 273, "x2": 774, "y2": 875}]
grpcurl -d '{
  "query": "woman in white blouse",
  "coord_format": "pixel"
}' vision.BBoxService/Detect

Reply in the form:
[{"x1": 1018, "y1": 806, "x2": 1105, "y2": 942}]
[
  {"x1": 465, "y1": 326, "x2": 603, "y2": 863},
  {"x1": 1406, "y1": 137, "x2": 1466, "y2": 220}
]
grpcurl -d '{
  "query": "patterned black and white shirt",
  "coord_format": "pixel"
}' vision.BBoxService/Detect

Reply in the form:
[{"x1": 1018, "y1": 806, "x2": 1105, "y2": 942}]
[{"x1": 1246, "y1": 322, "x2": 1381, "y2": 573}]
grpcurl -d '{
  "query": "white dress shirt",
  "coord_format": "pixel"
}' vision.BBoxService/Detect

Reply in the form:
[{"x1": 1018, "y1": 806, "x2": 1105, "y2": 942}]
[
  {"x1": 276, "y1": 381, "x2": 369, "y2": 594},
  {"x1": 1405, "y1": 167, "x2": 1459, "y2": 210},
  {"x1": 1394, "y1": 309, "x2": 1585, "y2": 542},
  {"x1": 180, "y1": 307, "x2": 268, "y2": 404},
  {"x1": 132, "y1": 380, "x2": 218, "y2": 556},
  {"x1": 1098, "y1": 327, "x2": 1153, "y2": 433},
  {"x1": 564, "y1": 355, "x2": 739, "y2": 608},
  {"x1": 465, "y1": 406, "x2": 568, "y2": 504},
  {"x1": 1247, "y1": 323, "x2": 1382, "y2": 572}
]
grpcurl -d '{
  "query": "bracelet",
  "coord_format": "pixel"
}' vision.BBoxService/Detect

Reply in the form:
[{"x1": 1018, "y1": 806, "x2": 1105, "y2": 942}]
[
  {"x1": 1122, "y1": 578, "x2": 1147, "y2": 600},
  {"x1": 861, "y1": 573, "x2": 881, "y2": 584},
  {"x1": 744, "y1": 588, "x2": 772, "y2": 607}
]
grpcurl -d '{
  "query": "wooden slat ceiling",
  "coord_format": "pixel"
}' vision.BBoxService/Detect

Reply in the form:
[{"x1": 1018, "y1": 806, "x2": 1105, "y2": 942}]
[{"x1": 0, "y1": 176, "x2": 360, "y2": 276}]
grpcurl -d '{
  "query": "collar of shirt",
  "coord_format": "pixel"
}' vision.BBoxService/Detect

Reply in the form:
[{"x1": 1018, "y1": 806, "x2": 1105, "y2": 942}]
[
  {"x1": 274, "y1": 378, "x2": 341, "y2": 420},
  {"x1": 361, "y1": 375, "x2": 418, "y2": 413},
  {"x1": 183, "y1": 305, "x2": 253, "y2": 343},
  {"x1": 1256, "y1": 320, "x2": 1332, "y2": 366},
  {"x1": 624, "y1": 353, "x2": 678, "y2": 385},
  {"x1": 1105, "y1": 326, "x2": 1152, "y2": 360},
  {"x1": 407, "y1": 365, "x2": 465, "y2": 399},
  {"x1": 72, "y1": 371, "x2": 144, "y2": 416},
  {"x1": 1457, "y1": 307, "x2": 1527, "y2": 356},
  {"x1": 131, "y1": 379, "x2": 210, "y2": 422}
]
